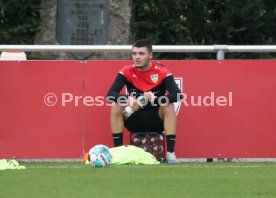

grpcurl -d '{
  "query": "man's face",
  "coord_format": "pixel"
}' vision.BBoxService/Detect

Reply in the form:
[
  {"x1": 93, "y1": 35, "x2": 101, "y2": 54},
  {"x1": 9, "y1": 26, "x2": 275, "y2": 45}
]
[{"x1": 132, "y1": 47, "x2": 152, "y2": 68}]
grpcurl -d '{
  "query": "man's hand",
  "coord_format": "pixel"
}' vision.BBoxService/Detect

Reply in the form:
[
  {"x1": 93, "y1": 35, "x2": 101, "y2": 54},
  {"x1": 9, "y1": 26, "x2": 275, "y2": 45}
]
[
  {"x1": 143, "y1": 91, "x2": 156, "y2": 103},
  {"x1": 128, "y1": 96, "x2": 142, "y2": 111}
]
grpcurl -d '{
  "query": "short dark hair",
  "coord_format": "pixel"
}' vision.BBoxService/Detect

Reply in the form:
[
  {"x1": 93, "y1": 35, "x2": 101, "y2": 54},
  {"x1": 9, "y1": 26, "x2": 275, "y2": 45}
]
[{"x1": 132, "y1": 39, "x2": 152, "y2": 52}]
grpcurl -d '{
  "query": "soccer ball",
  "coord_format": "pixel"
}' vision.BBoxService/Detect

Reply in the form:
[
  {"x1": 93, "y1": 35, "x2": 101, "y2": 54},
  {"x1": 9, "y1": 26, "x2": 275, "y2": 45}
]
[{"x1": 88, "y1": 144, "x2": 112, "y2": 167}]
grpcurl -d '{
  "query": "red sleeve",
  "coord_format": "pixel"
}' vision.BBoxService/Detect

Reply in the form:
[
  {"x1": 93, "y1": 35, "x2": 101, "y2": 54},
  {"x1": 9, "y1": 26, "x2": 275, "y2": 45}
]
[
  {"x1": 154, "y1": 63, "x2": 172, "y2": 79},
  {"x1": 119, "y1": 65, "x2": 131, "y2": 78}
]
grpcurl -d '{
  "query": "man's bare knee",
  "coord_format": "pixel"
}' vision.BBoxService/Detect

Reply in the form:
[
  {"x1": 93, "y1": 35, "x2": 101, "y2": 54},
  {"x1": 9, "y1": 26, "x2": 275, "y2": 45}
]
[
  {"x1": 111, "y1": 103, "x2": 124, "y2": 115},
  {"x1": 164, "y1": 104, "x2": 175, "y2": 113},
  {"x1": 159, "y1": 103, "x2": 176, "y2": 119}
]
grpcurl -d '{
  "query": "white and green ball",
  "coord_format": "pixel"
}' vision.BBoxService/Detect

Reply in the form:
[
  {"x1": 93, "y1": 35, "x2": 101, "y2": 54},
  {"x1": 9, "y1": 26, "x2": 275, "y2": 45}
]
[{"x1": 88, "y1": 144, "x2": 112, "y2": 167}]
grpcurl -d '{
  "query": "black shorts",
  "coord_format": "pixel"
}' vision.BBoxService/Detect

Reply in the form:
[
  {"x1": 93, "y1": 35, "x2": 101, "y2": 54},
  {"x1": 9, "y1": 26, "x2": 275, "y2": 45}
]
[{"x1": 124, "y1": 107, "x2": 164, "y2": 133}]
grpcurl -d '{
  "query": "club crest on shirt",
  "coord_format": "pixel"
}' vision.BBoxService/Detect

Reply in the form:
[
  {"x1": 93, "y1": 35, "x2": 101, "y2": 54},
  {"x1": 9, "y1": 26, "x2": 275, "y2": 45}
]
[{"x1": 150, "y1": 74, "x2": 159, "y2": 83}]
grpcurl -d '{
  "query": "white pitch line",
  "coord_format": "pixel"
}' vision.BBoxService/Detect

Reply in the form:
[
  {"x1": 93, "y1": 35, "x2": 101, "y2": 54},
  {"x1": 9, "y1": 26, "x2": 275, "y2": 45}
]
[
  {"x1": 26, "y1": 164, "x2": 276, "y2": 169},
  {"x1": 110, "y1": 165, "x2": 276, "y2": 169}
]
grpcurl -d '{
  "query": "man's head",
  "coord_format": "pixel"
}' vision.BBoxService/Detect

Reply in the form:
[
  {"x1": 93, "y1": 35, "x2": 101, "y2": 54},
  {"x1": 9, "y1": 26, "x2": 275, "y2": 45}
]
[{"x1": 132, "y1": 39, "x2": 153, "y2": 69}]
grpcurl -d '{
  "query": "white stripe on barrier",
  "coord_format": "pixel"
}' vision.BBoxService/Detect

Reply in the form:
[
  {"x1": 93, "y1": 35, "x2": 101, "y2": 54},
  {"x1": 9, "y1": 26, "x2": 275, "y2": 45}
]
[{"x1": 1, "y1": 45, "x2": 276, "y2": 53}]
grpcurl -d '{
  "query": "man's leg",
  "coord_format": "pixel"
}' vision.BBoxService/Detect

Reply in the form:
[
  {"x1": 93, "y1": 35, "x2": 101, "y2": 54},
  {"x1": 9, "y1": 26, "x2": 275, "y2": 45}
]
[
  {"x1": 159, "y1": 103, "x2": 178, "y2": 163},
  {"x1": 110, "y1": 103, "x2": 125, "y2": 147}
]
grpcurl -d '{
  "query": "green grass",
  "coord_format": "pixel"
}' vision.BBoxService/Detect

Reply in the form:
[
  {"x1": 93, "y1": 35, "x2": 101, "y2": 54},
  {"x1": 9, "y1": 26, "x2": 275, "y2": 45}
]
[{"x1": 1, "y1": 162, "x2": 276, "y2": 198}]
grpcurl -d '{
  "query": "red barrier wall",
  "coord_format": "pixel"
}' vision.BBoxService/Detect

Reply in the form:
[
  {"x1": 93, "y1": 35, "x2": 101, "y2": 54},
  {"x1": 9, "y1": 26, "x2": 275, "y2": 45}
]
[{"x1": 0, "y1": 60, "x2": 276, "y2": 159}]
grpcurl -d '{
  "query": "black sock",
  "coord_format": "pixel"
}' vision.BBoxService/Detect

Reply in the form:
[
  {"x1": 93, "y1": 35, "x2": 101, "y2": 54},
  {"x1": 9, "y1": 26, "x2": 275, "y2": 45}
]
[
  {"x1": 166, "y1": 135, "x2": 176, "y2": 152},
  {"x1": 112, "y1": 133, "x2": 123, "y2": 147}
]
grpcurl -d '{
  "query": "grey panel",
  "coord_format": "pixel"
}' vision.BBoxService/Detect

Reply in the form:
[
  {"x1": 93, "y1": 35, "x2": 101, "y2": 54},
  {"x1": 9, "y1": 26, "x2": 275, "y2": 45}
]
[{"x1": 57, "y1": 0, "x2": 109, "y2": 59}]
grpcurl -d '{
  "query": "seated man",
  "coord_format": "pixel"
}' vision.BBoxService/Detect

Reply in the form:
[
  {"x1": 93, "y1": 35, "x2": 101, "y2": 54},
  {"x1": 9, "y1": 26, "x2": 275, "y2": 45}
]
[{"x1": 106, "y1": 39, "x2": 182, "y2": 163}]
